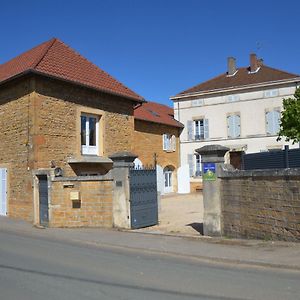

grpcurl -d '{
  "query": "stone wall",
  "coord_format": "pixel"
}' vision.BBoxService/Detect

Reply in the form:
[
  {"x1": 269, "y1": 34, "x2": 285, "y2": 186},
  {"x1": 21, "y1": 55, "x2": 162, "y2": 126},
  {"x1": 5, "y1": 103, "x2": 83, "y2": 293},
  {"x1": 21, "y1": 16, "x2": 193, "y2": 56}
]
[
  {"x1": 221, "y1": 168, "x2": 300, "y2": 241},
  {"x1": 0, "y1": 78, "x2": 35, "y2": 221},
  {"x1": 0, "y1": 74, "x2": 136, "y2": 223},
  {"x1": 34, "y1": 76, "x2": 135, "y2": 176},
  {"x1": 50, "y1": 175, "x2": 113, "y2": 227}
]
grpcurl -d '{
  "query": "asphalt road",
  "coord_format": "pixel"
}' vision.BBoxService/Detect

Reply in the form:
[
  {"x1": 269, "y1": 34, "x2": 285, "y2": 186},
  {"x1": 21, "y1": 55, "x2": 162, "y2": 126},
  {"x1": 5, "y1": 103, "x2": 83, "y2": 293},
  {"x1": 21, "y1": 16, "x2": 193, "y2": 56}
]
[{"x1": 0, "y1": 230, "x2": 299, "y2": 300}]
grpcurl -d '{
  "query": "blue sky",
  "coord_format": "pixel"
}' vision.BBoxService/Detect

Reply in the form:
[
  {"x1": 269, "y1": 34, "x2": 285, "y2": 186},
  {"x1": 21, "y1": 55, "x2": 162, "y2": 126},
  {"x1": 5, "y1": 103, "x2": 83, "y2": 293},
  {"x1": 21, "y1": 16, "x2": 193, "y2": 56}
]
[{"x1": 1, "y1": 0, "x2": 299, "y2": 106}]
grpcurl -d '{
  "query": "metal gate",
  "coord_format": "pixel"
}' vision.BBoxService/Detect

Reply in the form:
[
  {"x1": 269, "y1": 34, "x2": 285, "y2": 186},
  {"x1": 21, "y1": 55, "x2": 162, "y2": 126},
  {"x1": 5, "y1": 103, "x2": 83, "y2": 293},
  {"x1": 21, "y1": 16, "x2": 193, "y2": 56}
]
[
  {"x1": 38, "y1": 175, "x2": 49, "y2": 226},
  {"x1": 129, "y1": 167, "x2": 158, "y2": 229}
]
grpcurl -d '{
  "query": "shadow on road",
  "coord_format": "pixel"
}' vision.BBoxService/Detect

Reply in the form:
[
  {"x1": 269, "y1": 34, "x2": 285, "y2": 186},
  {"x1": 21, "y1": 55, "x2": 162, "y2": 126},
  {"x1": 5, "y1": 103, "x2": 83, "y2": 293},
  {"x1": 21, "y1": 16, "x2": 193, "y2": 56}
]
[{"x1": 186, "y1": 222, "x2": 204, "y2": 235}]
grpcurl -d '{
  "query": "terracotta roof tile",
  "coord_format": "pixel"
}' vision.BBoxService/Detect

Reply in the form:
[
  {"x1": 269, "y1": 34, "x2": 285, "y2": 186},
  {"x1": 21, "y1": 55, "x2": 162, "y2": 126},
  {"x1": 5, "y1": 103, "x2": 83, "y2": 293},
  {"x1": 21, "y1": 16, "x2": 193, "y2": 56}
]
[
  {"x1": 0, "y1": 38, "x2": 143, "y2": 102},
  {"x1": 175, "y1": 65, "x2": 300, "y2": 96},
  {"x1": 134, "y1": 101, "x2": 183, "y2": 128}
]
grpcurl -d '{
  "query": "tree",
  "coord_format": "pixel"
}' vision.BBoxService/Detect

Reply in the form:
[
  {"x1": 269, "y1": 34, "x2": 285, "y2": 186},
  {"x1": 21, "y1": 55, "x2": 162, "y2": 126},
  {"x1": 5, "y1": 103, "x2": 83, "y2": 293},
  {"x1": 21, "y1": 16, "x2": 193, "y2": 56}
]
[{"x1": 277, "y1": 87, "x2": 300, "y2": 144}]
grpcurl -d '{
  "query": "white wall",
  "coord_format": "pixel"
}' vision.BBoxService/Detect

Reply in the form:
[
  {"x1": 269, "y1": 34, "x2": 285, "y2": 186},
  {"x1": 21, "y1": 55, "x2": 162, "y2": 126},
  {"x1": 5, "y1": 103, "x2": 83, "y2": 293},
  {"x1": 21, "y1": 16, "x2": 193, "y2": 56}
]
[{"x1": 174, "y1": 83, "x2": 299, "y2": 171}]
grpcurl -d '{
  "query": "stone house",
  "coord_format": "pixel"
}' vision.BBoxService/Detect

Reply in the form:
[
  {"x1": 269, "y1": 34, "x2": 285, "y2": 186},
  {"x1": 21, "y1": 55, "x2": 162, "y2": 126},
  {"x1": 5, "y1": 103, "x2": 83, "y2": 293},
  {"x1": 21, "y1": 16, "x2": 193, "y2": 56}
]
[
  {"x1": 170, "y1": 54, "x2": 300, "y2": 192},
  {"x1": 0, "y1": 38, "x2": 144, "y2": 226},
  {"x1": 133, "y1": 101, "x2": 183, "y2": 194}
]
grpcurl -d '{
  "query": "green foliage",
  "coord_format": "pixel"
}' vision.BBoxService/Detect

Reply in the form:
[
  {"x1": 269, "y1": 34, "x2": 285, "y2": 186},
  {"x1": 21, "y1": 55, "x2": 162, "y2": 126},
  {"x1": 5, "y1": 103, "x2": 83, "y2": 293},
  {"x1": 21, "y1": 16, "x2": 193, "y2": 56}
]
[{"x1": 277, "y1": 87, "x2": 300, "y2": 144}]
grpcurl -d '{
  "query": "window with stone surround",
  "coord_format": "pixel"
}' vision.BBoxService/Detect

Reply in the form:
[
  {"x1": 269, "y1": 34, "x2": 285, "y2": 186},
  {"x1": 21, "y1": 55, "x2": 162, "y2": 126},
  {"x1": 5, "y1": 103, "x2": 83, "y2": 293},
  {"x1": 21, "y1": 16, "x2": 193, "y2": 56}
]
[
  {"x1": 81, "y1": 114, "x2": 99, "y2": 155},
  {"x1": 163, "y1": 134, "x2": 176, "y2": 152}
]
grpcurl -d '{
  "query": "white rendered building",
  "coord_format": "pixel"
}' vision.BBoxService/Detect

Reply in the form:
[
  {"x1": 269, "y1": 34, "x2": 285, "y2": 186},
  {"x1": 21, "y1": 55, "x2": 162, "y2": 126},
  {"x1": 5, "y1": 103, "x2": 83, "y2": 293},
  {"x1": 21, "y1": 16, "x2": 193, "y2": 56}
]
[{"x1": 170, "y1": 54, "x2": 300, "y2": 191}]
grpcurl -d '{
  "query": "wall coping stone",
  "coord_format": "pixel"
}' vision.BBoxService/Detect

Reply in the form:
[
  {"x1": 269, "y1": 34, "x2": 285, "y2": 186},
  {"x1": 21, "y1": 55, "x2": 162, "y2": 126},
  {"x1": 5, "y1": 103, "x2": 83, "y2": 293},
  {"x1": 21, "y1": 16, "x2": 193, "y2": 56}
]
[
  {"x1": 220, "y1": 166, "x2": 300, "y2": 178},
  {"x1": 52, "y1": 175, "x2": 113, "y2": 182}
]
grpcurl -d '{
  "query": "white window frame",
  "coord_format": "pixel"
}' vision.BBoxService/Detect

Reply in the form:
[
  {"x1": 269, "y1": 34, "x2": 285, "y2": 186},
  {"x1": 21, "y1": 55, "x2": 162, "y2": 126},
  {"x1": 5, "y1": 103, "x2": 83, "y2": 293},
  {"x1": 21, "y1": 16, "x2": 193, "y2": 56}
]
[
  {"x1": 163, "y1": 134, "x2": 176, "y2": 152},
  {"x1": 194, "y1": 119, "x2": 204, "y2": 140},
  {"x1": 195, "y1": 154, "x2": 202, "y2": 177},
  {"x1": 81, "y1": 114, "x2": 99, "y2": 155}
]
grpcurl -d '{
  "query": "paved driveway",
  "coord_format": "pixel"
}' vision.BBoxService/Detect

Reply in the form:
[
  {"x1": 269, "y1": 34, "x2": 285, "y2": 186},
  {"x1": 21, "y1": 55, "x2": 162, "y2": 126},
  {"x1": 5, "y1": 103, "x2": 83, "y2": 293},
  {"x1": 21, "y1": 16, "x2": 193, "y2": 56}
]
[{"x1": 135, "y1": 192, "x2": 203, "y2": 236}]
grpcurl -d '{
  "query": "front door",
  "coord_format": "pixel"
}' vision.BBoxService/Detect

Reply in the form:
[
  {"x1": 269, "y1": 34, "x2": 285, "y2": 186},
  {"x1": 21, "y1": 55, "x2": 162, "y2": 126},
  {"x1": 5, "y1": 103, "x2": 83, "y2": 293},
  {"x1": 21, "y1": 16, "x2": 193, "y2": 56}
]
[
  {"x1": 0, "y1": 168, "x2": 7, "y2": 216},
  {"x1": 38, "y1": 175, "x2": 49, "y2": 226},
  {"x1": 164, "y1": 170, "x2": 173, "y2": 193}
]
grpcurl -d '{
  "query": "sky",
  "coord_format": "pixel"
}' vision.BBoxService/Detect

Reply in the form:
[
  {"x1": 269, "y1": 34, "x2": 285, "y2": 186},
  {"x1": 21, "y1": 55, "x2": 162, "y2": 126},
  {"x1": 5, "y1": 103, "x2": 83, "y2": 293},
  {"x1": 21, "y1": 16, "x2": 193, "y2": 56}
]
[{"x1": 0, "y1": 0, "x2": 299, "y2": 106}]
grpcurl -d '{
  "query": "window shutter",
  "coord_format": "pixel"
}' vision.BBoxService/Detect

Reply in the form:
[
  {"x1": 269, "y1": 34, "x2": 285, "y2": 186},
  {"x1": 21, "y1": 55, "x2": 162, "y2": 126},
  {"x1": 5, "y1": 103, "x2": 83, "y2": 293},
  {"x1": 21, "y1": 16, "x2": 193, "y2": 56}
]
[
  {"x1": 187, "y1": 121, "x2": 193, "y2": 140},
  {"x1": 266, "y1": 111, "x2": 273, "y2": 134},
  {"x1": 234, "y1": 115, "x2": 241, "y2": 137},
  {"x1": 204, "y1": 119, "x2": 209, "y2": 139},
  {"x1": 273, "y1": 110, "x2": 281, "y2": 134},
  {"x1": 227, "y1": 115, "x2": 234, "y2": 138},
  {"x1": 188, "y1": 154, "x2": 194, "y2": 177},
  {"x1": 171, "y1": 135, "x2": 176, "y2": 151},
  {"x1": 162, "y1": 134, "x2": 166, "y2": 150}
]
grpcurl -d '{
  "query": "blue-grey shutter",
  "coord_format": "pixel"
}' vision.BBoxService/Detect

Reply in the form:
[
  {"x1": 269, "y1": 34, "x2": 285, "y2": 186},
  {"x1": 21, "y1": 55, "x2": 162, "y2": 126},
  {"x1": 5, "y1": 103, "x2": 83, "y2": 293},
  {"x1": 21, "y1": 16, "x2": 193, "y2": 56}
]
[
  {"x1": 234, "y1": 115, "x2": 241, "y2": 137},
  {"x1": 187, "y1": 120, "x2": 194, "y2": 140},
  {"x1": 273, "y1": 111, "x2": 281, "y2": 134},
  {"x1": 188, "y1": 154, "x2": 194, "y2": 177},
  {"x1": 227, "y1": 115, "x2": 234, "y2": 138},
  {"x1": 204, "y1": 119, "x2": 209, "y2": 139},
  {"x1": 266, "y1": 111, "x2": 273, "y2": 134}
]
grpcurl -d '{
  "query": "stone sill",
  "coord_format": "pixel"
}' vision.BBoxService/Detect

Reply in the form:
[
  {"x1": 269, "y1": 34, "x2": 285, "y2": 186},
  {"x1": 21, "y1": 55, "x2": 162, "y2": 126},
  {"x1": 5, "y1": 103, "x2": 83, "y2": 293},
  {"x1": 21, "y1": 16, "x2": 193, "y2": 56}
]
[{"x1": 52, "y1": 175, "x2": 113, "y2": 182}]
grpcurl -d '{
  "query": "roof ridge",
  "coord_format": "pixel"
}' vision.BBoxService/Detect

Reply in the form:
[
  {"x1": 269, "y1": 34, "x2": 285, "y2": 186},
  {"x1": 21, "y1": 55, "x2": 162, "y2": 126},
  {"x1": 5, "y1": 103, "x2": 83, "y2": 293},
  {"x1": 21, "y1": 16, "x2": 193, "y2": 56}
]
[{"x1": 32, "y1": 38, "x2": 57, "y2": 69}]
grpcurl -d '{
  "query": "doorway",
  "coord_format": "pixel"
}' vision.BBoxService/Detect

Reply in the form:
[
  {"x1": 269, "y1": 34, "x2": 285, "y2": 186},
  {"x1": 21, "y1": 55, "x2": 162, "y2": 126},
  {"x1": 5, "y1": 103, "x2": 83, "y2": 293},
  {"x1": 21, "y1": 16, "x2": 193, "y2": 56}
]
[
  {"x1": 0, "y1": 168, "x2": 7, "y2": 216},
  {"x1": 163, "y1": 166, "x2": 173, "y2": 194},
  {"x1": 38, "y1": 175, "x2": 49, "y2": 226}
]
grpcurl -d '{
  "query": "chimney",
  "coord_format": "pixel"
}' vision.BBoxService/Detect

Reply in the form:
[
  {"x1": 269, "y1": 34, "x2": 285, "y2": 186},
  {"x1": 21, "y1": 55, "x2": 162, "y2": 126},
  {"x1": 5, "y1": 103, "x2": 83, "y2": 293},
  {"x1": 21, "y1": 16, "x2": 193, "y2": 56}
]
[
  {"x1": 250, "y1": 53, "x2": 259, "y2": 72},
  {"x1": 227, "y1": 57, "x2": 237, "y2": 76}
]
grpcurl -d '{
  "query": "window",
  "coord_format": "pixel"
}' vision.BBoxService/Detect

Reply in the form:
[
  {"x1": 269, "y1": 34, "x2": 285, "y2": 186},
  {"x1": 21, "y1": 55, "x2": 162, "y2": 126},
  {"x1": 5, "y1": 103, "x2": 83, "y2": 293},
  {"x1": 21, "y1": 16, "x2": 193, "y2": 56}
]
[
  {"x1": 191, "y1": 99, "x2": 204, "y2": 107},
  {"x1": 264, "y1": 89, "x2": 278, "y2": 98},
  {"x1": 195, "y1": 154, "x2": 202, "y2": 176},
  {"x1": 163, "y1": 134, "x2": 176, "y2": 151},
  {"x1": 266, "y1": 109, "x2": 281, "y2": 135},
  {"x1": 81, "y1": 114, "x2": 99, "y2": 155},
  {"x1": 227, "y1": 114, "x2": 241, "y2": 138},
  {"x1": 227, "y1": 95, "x2": 239, "y2": 102},
  {"x1": 187, "y1": 119, "x2": 209, "y2": 141},
  {"x1": 187, "y1": 154, "x2": 202, "y2": 177}
]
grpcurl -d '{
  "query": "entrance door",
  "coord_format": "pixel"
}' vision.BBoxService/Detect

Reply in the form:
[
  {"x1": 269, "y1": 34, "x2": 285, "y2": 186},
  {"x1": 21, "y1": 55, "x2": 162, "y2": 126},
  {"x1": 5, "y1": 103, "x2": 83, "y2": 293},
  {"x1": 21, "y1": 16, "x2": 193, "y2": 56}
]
[
  {"x1": 38, "y1": 175, "x2": 49, "y2": 226},
  {"x1": 164, "y1": 168, "x2": 173, "y2": 193},
  {"x1": 0, "y1": 168, "x2": 7, "y2": 216}
]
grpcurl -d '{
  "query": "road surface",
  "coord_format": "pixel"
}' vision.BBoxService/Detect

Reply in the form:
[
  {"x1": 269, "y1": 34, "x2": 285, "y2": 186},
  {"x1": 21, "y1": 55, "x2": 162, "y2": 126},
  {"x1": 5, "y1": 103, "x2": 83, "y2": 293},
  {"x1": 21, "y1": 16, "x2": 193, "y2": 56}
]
[{"x1": 0, "y1": 230, "x2": 299, "y2": 300}]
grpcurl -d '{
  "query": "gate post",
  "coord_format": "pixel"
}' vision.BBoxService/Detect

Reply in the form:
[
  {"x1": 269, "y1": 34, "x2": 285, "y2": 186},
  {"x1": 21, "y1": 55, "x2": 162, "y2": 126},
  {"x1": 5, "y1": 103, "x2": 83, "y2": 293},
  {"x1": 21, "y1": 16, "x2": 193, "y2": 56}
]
[
  {"x1": 196, "y1": 145, "x2": 229, "y2": 237},
  {"x1": 109, "y1": 151, "x2": 137, "y2": 229}
]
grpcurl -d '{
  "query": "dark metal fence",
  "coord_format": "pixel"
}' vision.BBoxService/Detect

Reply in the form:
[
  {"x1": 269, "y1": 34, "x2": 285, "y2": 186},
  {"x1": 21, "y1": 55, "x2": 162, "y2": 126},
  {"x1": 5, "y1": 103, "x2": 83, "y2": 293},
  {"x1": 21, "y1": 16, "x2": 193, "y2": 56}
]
[{"x1": 242, "y1": 146, "x2": 300, "y2": 170}]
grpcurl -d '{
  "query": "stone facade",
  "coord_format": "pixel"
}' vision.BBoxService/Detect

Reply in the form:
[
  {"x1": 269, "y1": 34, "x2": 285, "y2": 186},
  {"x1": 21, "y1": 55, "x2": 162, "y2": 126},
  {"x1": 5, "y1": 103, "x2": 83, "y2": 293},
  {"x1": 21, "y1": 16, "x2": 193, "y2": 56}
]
[
  {"x1": 221, "y1": 169, "x2": 300, "y2": 241},
  {"x1": 0, "y1": 74, "x2": 136, "y2": 223},
  {"x1": 133, "y1": 119, "x2": 180, "y2": 192},
  {"x1": 50, "y1": 176, "x2": 113, "y2": 228}
]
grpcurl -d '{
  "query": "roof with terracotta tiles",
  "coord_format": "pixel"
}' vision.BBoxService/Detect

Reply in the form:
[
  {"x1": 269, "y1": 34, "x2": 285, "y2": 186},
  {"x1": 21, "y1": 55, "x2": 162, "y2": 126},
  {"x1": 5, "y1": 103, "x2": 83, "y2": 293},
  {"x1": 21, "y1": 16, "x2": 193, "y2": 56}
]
[
  {"x1": 134, "y1": 101, "x2": 183, "y2": 128},
  {"x1": 0, "y1": 38, "x2": 143, "y2": 102},
  {"x1": 174, "y1": 65, "x2": 300, "y2": 97}
]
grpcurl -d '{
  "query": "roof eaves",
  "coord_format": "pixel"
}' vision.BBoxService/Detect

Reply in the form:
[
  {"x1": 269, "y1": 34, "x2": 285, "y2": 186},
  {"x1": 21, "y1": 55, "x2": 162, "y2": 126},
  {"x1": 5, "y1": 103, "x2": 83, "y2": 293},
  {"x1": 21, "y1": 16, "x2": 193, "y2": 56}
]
[
  {"x1": 135, "y1": 116, "x2": 184, "y2": 128},
  {"x1": 170, "y1": 77, "x2": 300, "y2": 100},
  {"x1": 0, "y1": 68, "x2": 144, "y2": 103}
]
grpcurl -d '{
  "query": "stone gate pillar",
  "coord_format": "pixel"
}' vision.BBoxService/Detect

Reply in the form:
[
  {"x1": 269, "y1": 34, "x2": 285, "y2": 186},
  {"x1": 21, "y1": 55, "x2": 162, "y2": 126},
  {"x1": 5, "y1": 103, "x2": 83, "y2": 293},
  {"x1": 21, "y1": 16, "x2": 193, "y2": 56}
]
[
  {"x1": 109, "y1": 151, "x2": 137, "y2": 229},
  {"x1": 196, "y1": 145, "x2": 229, "y2": 236}
]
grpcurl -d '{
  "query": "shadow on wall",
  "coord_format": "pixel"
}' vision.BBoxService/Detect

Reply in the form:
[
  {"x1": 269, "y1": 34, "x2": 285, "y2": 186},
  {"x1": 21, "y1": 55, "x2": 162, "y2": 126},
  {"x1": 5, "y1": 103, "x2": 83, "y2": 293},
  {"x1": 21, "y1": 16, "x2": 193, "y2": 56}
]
[{"x1": 186, "y1": 222, "x2": 203, "y2": 235}]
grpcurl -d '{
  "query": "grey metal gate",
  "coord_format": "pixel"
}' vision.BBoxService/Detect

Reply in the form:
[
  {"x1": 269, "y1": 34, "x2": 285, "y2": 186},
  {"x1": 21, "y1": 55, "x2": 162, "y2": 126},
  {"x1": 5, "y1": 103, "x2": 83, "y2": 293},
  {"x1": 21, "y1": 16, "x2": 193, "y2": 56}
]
[
  {"x1": 38, "y1": 175, "x2": 49, "y2": 226},
  {"x1": 129, "y1": 167, "x2": 158, "y2": 229}
]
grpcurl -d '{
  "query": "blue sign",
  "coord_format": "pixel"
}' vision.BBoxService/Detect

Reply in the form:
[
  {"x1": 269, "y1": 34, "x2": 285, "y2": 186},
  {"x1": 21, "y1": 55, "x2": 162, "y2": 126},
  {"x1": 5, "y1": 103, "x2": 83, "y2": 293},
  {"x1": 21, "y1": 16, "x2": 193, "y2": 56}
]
[{"x1": 203, "y1": 163, "x2": 216, "y2": 181}]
